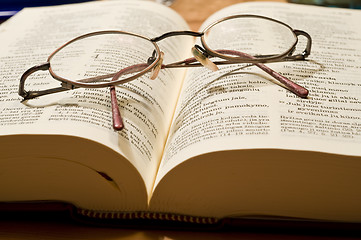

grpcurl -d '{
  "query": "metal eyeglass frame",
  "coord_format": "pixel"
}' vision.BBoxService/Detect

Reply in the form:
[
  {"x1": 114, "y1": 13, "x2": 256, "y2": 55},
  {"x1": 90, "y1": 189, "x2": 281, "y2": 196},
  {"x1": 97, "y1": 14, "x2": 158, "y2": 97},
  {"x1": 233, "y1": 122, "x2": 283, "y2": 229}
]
[{"x1": 19, "y1": 14, "x2": 312, "y2": 130}]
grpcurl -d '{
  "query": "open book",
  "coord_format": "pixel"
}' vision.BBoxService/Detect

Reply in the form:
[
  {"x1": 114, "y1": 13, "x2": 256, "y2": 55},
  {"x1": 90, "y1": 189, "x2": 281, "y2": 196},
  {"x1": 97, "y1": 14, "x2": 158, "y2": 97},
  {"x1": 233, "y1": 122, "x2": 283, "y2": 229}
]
[{"x1": 1, "y1": 0, "x2": 361, "y2": 227}]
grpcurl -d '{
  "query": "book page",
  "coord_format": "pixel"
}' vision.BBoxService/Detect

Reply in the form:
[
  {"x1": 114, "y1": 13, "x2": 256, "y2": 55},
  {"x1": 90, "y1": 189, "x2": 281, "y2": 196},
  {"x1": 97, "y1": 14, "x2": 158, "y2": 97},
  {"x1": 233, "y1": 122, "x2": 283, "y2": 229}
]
[
  {"x1": 155, "y1": 2, "x2": 361, "y2": 184},
  {"x1": 0, "y1": 0, "x2": 192, "y2": 193}
]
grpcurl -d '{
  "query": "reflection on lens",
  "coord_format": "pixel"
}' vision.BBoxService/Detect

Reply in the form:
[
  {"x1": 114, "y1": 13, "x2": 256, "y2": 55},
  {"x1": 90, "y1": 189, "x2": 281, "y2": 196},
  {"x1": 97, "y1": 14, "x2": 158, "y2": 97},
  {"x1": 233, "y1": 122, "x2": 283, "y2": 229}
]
[
  {"x1": 203, "y1": 16, "x2": 297, "y2": 59},
  {"x1": 49, "y1": 32, "x2": 158, "y2": 86}
]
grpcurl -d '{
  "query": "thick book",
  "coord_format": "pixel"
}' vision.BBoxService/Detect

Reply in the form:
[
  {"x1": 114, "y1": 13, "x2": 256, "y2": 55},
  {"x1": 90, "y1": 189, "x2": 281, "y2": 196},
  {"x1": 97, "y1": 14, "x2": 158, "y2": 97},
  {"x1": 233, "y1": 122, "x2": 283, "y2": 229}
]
[{"x1": 0, "y1": 0, "x2": 361, "y2": 229}]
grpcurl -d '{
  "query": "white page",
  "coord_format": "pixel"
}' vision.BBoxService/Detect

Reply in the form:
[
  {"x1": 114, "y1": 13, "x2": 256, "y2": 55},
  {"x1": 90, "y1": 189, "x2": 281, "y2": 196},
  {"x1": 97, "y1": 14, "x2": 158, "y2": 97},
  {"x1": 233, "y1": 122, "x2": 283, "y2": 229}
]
[
  {"x1": 155, "y1": 2, "x2": 361, "y2": 186},
  {"x1": 0, "y1": 0, "x2": 193, "y2": 193}
]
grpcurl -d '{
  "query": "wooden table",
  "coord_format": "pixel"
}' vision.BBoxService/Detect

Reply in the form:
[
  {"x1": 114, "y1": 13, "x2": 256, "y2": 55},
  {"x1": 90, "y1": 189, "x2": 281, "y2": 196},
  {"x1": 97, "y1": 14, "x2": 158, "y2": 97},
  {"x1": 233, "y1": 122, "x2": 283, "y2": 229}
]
[
  {"x1": 0, "y1": 218, "x2": 354, "y2": 240},
  {"x1": 171, "y1": 0, "x2": 286, "y2": 30}
]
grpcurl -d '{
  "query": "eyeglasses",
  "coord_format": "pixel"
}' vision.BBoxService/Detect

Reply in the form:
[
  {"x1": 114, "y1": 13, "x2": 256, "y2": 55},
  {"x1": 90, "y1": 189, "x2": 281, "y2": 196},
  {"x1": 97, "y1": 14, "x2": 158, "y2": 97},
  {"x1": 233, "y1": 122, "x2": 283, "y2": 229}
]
[{"x1": 19, "y1": 14, "x2": 312, "y2": 131}]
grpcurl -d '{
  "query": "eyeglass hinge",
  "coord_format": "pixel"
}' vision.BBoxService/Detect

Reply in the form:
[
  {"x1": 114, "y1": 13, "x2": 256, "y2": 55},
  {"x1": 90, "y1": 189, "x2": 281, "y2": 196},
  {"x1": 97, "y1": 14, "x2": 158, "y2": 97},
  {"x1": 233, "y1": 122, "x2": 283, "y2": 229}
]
[
  {"x1": 61, "y1": 81, "x2": 76, "y2": 90},
  {"x1": 147, "y1": 50, "x2": 158, "y2": 65}
]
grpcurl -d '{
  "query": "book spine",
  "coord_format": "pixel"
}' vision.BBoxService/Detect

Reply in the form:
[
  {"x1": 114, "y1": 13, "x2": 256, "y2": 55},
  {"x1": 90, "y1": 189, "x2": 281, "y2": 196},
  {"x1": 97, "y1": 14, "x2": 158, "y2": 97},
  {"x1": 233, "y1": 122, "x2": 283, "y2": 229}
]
[{"x1": 76, "y1": 208, "x2": 219, "y2": 225}]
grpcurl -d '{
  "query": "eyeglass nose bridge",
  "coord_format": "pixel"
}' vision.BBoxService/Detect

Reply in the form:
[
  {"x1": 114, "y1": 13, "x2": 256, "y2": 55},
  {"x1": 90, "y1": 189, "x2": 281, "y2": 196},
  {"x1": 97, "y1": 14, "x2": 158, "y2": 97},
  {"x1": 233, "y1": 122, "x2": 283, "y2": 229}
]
[{"x1": 151, "y1": 31, "x2": 203, "y2": 42}]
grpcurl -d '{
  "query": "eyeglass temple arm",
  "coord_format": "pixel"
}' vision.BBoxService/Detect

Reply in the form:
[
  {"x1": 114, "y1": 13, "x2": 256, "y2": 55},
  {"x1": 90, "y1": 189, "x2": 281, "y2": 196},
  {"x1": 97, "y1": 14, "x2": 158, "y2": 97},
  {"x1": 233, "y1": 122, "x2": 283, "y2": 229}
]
[
  {"x1": 19, "y1": 62, "x2": 72, "y2": 100},
  {"x1": 164, "y1": 48, "x2": 308, "y2": 98},
  {"x1": 214, "y1": 49, "x2": 309, "y2": 98},
  {"x1": 19, "y1": 62, "x2": 124, "y2": 131}
]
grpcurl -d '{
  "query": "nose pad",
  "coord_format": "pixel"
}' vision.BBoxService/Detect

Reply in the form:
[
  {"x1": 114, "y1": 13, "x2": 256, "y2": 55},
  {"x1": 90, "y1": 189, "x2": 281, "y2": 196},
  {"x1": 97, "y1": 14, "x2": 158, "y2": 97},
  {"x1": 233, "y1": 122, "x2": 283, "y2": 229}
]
[
  {"x1": 150, "y1": 51, "x2": 164, "y2": 80},
  {"x1": 191, "y1": 45, "x2": 218, "y2": 72}
]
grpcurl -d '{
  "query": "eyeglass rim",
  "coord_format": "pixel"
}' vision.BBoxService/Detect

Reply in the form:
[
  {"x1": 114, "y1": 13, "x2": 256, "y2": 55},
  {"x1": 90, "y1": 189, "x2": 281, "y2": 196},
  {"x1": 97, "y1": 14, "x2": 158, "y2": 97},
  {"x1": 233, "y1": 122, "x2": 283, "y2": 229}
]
[
  {"x1": 46, "y1": 30, "x2": 161, "y2": 88},
  {"x1": 200, "y1": 14, "x2": 299, "y2": 63},
  {"x1": 42, "y1": 15, "x2": 301, "y2": 88}
]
